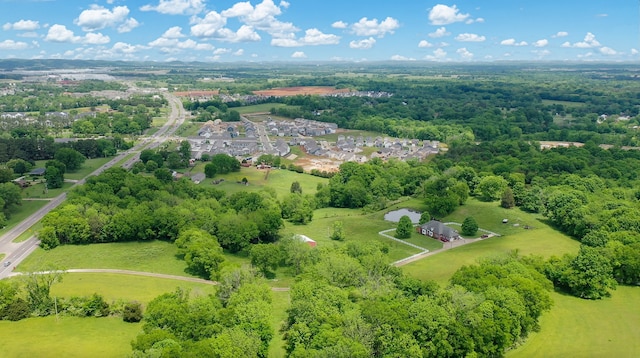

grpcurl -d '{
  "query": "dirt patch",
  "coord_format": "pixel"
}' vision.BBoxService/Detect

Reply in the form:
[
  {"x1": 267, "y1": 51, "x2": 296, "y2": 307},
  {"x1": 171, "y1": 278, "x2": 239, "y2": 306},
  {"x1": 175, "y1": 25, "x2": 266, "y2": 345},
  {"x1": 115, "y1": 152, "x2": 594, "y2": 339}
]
[
  {"x1": 253, "y1": 86, "x2": 350, "y2": 97},
  {"x1": 295, "y1": 156, "x2": 341, "y2": 173}
]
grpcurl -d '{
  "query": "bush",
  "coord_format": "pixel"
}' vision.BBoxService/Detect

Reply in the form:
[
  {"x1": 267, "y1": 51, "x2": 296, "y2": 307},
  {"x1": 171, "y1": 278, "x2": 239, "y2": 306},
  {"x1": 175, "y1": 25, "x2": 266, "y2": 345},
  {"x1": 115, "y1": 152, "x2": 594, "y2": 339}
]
[
  {"x1": 461, "y1": 216, "x2": 478, "y2": 236},
  {"x1": 396, "y1": 215, "x2": 413, "y2": 239},
  {"x1": 123, "y1": 301, "x2": 143, "y2": 322},
  {"x1": 1, "y1": 298, "x2": 30, "y2": 321}
]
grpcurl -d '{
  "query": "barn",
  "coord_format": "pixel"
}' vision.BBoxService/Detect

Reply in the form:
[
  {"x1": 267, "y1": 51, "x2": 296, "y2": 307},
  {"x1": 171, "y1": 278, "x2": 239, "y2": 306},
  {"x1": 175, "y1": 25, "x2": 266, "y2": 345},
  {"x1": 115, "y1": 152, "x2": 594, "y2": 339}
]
[{"x1": 297, "y1": 234, "x2": 317, "y2": 247}]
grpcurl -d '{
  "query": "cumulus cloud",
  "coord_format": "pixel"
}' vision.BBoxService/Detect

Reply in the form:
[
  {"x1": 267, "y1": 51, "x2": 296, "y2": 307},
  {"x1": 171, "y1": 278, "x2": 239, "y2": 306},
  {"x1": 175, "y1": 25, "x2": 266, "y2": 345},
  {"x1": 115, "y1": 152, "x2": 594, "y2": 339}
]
[
  {"x1": 456, "y1": 47, "x2": 473, "y2": 59},
  {"x1": 84, "y1": 32, "x2": 111, "y2": 45},
  {"x1": 0, "y1": 39, "x2": 29, "y2": 50},
  {"x1": 332, "y1": 21, "x2": 348, "y2": 29},
  {"x1": 213, "y1": 48, "x2": 231, "y2": 55},
  {"x1": 3, "y1": 20, "x2": 40, "y2": 31},
  {"x1": 272, "y1": 28, "x2": 340, "y2": 47},
  {"x1": 552, "y1": 31, "x2": 568, "y2": 38},
  {"x1": 425, "y1": 48, "x2": 447, "y2": 61},
  {"x1": 533, "y1": 39, "x2": 548, "y2": 47},
  {"x1": 563, "y1": 32, "x2": 601, "y2": 48},
  {"x1": 350, "y1": 37, "x2": 376, "y2": 49},
  {"x1": 428, "y1": 27, "x2": 449, "y2": 38},
  {"x1": 140, "y1": 0, "x2": 205, "y2": 15},
  {"x1": 599, "y1": 46, "x2": 617, "y2": 55},
  {"x1": 162, "y1": 26, "x2": 186, "y2": 38},
  {"x1": 45, "y1": 24, "x2": 81, "y2": 43},
  {"x1": 500, "y1": 38, "x2": 527, "y2": 46},
  {"x1": 75, "y1": 5, "x2": 138, "y2": 32},
  {"x1": 390, "y1": 55, "x2": 416, "y2": 61},
  {"x1": 428, "y1": 4, "x2": 470, "y2": 25},
  {"x1": 632, "y1": 48, "x2": 639, "y2": 55},
  {"x1": 455, "y1": 33, "x2": 485, "y2": 42},
  {"x1": 118, "y1": 18, "x2": 140, "y2": 33},
  {"x1": 233, "y1": 49, "x2": 244, "y2": 56},
  {"x1": 220, "y1": 0, "x2": 298, "y2": 38},
  {"x1": 112, "y1": 42, "x2": 144, "y2": 54},
  {"x1": 291, "y1": 51, "x2": 306, "y2": 58},
  {"x1": 418, "y1": 40, "x2": 433, "y2": 48},
  {"x1": 351, "y1": 17, "x2": 399, "y2": 37}
]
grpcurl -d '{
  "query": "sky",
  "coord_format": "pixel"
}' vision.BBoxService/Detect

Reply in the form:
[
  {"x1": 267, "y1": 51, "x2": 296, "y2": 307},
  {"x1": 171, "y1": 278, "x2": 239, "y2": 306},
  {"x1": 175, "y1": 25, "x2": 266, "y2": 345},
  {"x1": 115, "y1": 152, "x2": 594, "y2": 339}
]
[{"x1": 0, "y1": 0, "x2": 638, "y2": 63}]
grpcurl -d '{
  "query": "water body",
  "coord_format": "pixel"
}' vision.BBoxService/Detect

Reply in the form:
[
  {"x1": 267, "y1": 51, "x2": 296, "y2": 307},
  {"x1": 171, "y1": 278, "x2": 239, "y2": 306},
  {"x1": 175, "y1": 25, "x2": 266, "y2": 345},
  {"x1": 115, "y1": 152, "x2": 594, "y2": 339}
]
[{"x1": 384, "y1": 208, "x2": 421, "y2": 224}]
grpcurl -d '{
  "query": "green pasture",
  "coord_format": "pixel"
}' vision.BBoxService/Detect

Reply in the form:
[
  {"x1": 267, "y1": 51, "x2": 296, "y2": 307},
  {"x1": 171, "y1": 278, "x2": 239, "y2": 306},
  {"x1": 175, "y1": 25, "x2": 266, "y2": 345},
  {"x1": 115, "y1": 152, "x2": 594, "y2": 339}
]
[
  {"x1": 0, "y1": 200, "x2": 48, "y2": 236},
  {"x1": 235, "y1": 103, "x2": 292, "y2": 114},
  {"x1": 508, "y1": 287, "x2": 640, "y2": 358},
  {"x1": 209, "y1": 167, "x2": 328, "y2": 199},
  {"x1": 0, "y1": 316, "x2": 141, "y2": 358},
  {"x1": 18, "y1": 241, "x2": 191, "y2": 277},
  {"x1": 49, "y1": 273, "x2": 217, "y2": 304}
]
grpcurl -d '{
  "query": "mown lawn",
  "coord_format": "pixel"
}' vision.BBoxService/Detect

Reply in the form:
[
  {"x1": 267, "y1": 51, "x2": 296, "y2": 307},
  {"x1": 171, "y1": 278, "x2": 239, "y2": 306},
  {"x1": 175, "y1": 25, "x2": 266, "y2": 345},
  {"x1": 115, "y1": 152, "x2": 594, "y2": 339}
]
[
  {"x1": 20, "y1": 181, "x2": 73, "y2": 199},
  {"x1": 0, "y1": 200, "x2": 48, "y2": 236},
  {"x1": 0, "y1": 316, "x2": 141, "y2": 358},
  {"x1": 34, "y1": 156, "x2": 113, "y2": 181},
  {"x1": 269, "y1": 290, "x2": 291, "y2": 358},
  {"x1": 508, "y1": 287, "x2": 640, "y2": 358},
  {"x1": 18, "y1": 241, "x2": 191, "y2": 277}
]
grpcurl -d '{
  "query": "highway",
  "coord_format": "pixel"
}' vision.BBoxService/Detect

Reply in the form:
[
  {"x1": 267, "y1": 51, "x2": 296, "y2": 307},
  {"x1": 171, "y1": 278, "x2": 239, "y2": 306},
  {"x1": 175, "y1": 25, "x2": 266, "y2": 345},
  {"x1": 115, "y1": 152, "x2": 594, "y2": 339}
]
[{"x1": 0, "y1": 92, "x2": 185, "y2": 279}]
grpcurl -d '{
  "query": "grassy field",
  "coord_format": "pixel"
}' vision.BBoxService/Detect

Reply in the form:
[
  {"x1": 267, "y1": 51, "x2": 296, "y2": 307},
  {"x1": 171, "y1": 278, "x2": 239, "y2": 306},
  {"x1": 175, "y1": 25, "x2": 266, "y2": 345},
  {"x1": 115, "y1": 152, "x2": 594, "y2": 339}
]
[
  {"x1": 0, "y1": 316, "x2": 141, "y2": 358},
  {"x1": 49, "y1": 273, "x2": 217, "y2": 303},
  {"x1": 402, "y1": 199, "x2": 580, "y2": 284},
  {"x1": 203, "y1": 167, "x2": 328, "y2": 199},
  {"x1": 0, "y1": 200, "x2": 48, "y2": 236},
  {"x1": 18, "y1": 241, "x2": 192, "y2": 277},
  {"x1": 269, "y1": 290, "x2": 291, "y2": 358},
  {"x1": 13, "y1": 222, "x2": 42, "y2": 243},
  {"x1": 508, "y1": 287, "x2": 640, "y2": 358},
  {"x1": 235, "y1": 103, "x2": 292, "y2": 114},
  {"x1": 281, "y1": 198, "x2": 433, "y2": 262},
  {"x1": 21, "y1": 181, "x2": 73, "y2": 199}
]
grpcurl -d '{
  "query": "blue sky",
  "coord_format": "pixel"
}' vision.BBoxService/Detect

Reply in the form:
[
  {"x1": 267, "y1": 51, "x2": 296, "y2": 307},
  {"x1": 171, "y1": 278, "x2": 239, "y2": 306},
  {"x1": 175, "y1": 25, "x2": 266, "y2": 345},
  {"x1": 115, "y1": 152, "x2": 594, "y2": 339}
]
[{"x1": 0, "y1": 0, "x2": 638, "y2": 62}]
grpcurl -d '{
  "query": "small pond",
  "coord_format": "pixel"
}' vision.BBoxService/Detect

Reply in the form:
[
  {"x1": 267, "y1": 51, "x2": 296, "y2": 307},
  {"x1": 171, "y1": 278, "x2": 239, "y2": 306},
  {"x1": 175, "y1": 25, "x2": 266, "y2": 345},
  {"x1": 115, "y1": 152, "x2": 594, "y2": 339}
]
[{"x1": 384, "y1": 208, "x2": 422, "y2": 224}]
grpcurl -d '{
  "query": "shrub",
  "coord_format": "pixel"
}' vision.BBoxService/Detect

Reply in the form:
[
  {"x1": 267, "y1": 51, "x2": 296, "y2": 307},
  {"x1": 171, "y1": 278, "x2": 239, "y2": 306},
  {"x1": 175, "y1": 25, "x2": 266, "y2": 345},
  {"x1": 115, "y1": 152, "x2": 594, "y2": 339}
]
[{"x1": 123, "y1": 301, "x2": 143, "y2": 323}]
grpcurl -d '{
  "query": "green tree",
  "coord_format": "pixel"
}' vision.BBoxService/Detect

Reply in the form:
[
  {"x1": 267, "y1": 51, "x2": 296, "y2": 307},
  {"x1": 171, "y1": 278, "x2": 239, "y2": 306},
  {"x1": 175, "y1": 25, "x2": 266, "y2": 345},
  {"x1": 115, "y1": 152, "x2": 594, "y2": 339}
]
[
  {"x1": 0, "y1": 182, "x2": 22, "y2": 214},
  {"x1": 461, "y1": 216, "x2": 478, "y2": 236},
  {"x1": 330, "y1": 221, "x2": 346, "y2": 241},
  {"x1": 501, "y1": 187, "x2": 515, "y2": 208},
  {"x1": 216, "y1": 213, "x2": 259, "y2": 253},
  {"x1": 476, "y1": 175, "x2": 508, "y2": 201},
  {"x1": 22, "y1": 268, "x2": 65, "y2": 316},
  {"x1": 175, "y1": 228, "x2": 225, "y2": 280},
  {"x1": 54, "y1": 147, "x2": 86, "y2": 171},
  {"x1": 154, "y1": 168, "x2": 173, "y2": 183},
  {"x1": 395, "y1": 215, "x2": 413, "y2": 239},
  {"x1": 250, "y1": 243, "x2": 281, "y2": 276},
  {"x1": 0, "y1": 167, "x2": 14, "y2": 183},
  {"x1": 204, "y1": 162, "x2": 217, "y2": 178},
  {"x1": 419, "y1": 211, "x2": 430, "y2": 225},
  {"x1": 290, "y1": 181, "x2": 302, "y2": 194}
]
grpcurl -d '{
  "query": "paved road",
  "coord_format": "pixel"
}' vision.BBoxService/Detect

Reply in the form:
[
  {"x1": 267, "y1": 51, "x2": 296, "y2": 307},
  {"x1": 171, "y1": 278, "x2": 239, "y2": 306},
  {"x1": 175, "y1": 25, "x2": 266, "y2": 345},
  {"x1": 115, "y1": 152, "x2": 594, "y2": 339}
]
[{"x1": 0, "y1": 92, "x2": 185, "y2": 280}]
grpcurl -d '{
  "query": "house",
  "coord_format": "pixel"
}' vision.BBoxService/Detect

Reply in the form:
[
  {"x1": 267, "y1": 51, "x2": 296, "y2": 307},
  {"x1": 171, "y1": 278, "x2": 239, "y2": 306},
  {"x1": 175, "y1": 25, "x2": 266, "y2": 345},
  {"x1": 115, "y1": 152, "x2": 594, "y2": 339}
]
[
  {"x1": 29, "y1": 168, "x2": 46, "y2": 176},
  {"x1": 417, "y1": 220, "x2": 460, "y2": 242},
  {"x1": 296, "y1": 234, "x2": 317, "y2": 247}
]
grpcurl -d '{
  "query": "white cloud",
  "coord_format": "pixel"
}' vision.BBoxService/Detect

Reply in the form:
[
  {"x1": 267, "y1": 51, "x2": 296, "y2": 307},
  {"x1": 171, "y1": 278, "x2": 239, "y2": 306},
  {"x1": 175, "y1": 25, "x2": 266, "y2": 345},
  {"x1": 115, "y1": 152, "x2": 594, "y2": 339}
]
[
  {"x1": 425, "y1": 48, "x2": 447, "y2": 60},
  {"x1": 428, "y1": 4, "x2": 470, "y2": 25},
  {"x1": 279, "y1": 1, "x2": 290, "y2": 9},
  {"x1": 272, "y1": 28, "x2": 340, "y2": 47},
  {"x1": 351, "y1": 17, "x2": 399, "y2": 37},
  {"x1": 566, "y1": 32, "x2": 601, "y2": 48},
  {"x1": 17, "y1": 32, "x2": 40, "y2": 38},
  {"x1": 233, "y1": 49, "x2": 244, "y2": 56},
  {"x1": 418, "y1": 40, "x2": 433, "y2": 48},
  {"x1": 162, "y1": 26, "x2": 186, "y2": 38},
  {"x1": 3, "y1": 20, "x2": 40, "y2": 31},
  {"x1": 140, "y1": 0, "x2": 205, "y2": 15},
  {"x1": 112, "y1": 42, "x2": 143, "y2": 54},
  {"x1": 455, "y1": 33, "x2": 485, "y2": 42},
  {"x1": 533, "y1": 49, "x2": 551, "y2": 58},
  {"x1": 190, "y1": 11, "x2": 227, "y2": 37},
  {"x1": 220, "y1": 0, "x2": 298, "y2": 38},
  {"x1": 533, "y1": 39, "x2": 548, "y2": 47},
  {"x1": 428, "y1": 27, "x2": 449, "y2": 38},
  {"x1": 118, "y1": 18, "x2": 140, "y2": 33},
  {"x1": 596, "y1": 13, "x2": 608, "y2": 17},
  {"x1": 467, "y1": 17, "x2": 484, "y2": 24},
  {"x1": 350, "y1": 37, "x2": 376, "y2": 49},
  {"x1": 632, "y1": 49, "x2": 639, "y2": 55},
  {"x1": 75, "y1": 5, "x2": 137, "y2": 32},
  {"x1": 45, "y1": 24, "x2": 81, "y2": 43},
  {"x1": 213, "y1": 48, "x2": 230, "y2": 55},
  {"x1": 291, "y1": 51, "x2": 306, "y2": 58},
  {"x1": 84, "y1": 32, "x2": 111, "y2": 45},
  {"x1": 0, "y1": 39, "x2": 29, "y2": 50},
  {"x1": 217, "y1": 25, "x2": 262, "y2": 42},
  {"x1": 456, "y1": 47, "x2": 474, "y2": 60},
  {"x1": 332, "y1": 21, "x2": 348, "y2": 29},
  {"x1": 552, "y1": 31, "x2": 568, "y2": 38},
  {"x1": 390, "y1": 54, "x2": 415, "y2": 61},
  {"x1": 599, "y1": 46, "x2": 617, "y2": 55},
  {"x1": 500, "y1": 38, "x2": 527, "y2": 46}
]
